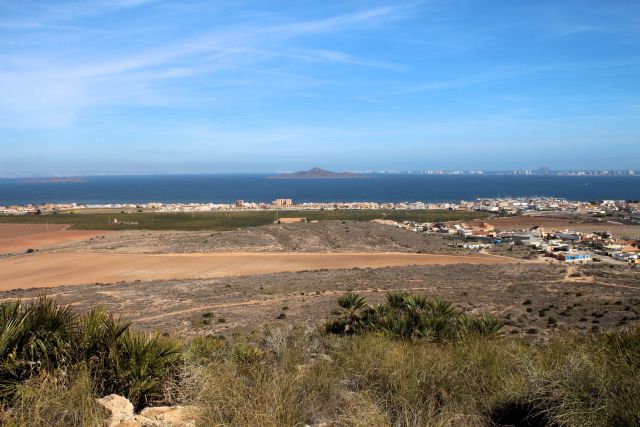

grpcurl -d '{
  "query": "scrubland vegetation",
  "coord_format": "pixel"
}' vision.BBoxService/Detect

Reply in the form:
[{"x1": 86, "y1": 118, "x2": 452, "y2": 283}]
[
  {"x1": 0, "y1": 209, "x2": 486, "y2": 231},
  {"x1": 1, "y1": 296, "x2": 639, "y2": 426},
  {"x1": 0, "y1": 298, "x2": 180, "y2": 414}
]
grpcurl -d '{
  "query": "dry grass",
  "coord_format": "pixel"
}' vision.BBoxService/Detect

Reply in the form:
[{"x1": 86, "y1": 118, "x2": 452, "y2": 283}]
[
  {"x1": 1, "y1": 365, "x2": 105, "y2": 427},
  {"x1": 177, "y1": 325, "x2": 640, "y2": 427},
  {"x1": 1, "y1": 298, "x2": 639, "y2": 427}
]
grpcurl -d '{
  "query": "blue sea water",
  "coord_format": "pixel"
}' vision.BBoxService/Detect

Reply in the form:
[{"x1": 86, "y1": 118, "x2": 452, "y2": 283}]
[{"x1": 0, "y1": 175, "x2": 639, "y2": 205}]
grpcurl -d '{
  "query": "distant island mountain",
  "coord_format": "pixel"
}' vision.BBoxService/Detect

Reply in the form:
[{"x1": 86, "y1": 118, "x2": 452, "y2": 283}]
[{"x1": 270, "y1": 167, "x2": 367, "y2": 179}]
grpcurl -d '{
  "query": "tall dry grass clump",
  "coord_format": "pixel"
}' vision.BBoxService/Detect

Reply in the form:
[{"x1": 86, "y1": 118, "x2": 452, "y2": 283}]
[
  {"x1": 1, "y1": 294, "x2": 639, "y2": 426},
  {"x1": 182, "y1": 327, "x2": 339, "y2": 426},
  {"x1": 182, "y1": 326, "x2": 640, "y2": 426},
  {"x1": 516, "y1": 328, "x2": 640, "y2": 426},
  {"x1": 1, "y1": 364, "x2": 105, "y2": 427}
]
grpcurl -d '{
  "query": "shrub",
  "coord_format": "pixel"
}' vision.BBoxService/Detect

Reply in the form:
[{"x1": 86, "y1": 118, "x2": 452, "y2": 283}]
[
  {"x1": 0, "y1": 297, "x2": 78, "y2": 398},
  {"x1": 325, "y1": 293, "x2": 503, "y2": 342},
  {"x1": 2, "y1": 298, "x2": 640, "y2": 426},
  {"x1": 324, "y1": 292, "x2": 371, "y2": 335},
  {"x1": 0, "y1": 297, "x2": 180, "y2": 410},
  {"x1": 104, "y1": 331, "x2": 181, "y2": 410},
  {"x1": 232, "y1": 342, "x2": 263, "y2": 365},
  {"x1": 458, "y1": 313, "x2": 504, "y2": 337}
]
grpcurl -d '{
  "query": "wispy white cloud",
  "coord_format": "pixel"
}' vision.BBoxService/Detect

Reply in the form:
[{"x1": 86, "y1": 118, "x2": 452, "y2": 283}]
[
  {"x1": 265, "y1": 48, "x2": 407, "y2": 71},
  {"x1": 0, "y1": 2, "x2": 411, "y2": 128},
  {"x1": 0, "y1": 0, "x2": 157, "y2": 29},
  {"x1": 2, "y1": 0, "x2": 639, "y2": 173}
]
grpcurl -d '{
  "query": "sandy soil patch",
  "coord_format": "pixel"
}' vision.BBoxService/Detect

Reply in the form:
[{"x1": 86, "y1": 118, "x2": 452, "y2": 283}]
[
  {"x1": 0, "y1": 223, "x2": 109, "y2": 254},
  {"x1": 0, "y1": 251, "x2": 514, "y2": 290},
  {"x1": 461, "y1": 217, "x2": 640, "y2": 237}
]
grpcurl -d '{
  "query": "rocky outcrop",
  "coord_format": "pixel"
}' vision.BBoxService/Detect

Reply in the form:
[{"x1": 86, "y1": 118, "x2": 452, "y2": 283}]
[
  {"x1": 96, "y1": 394, "x2": 134, "y2": 427},
  {"x1": 96, "y1": 395, "x2": 199, "y2": 427}
]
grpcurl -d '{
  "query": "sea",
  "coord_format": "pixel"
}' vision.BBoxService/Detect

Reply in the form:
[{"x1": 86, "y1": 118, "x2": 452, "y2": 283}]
[{"x1": 0, "y1": 175, "x2": 639, "y2": 205}]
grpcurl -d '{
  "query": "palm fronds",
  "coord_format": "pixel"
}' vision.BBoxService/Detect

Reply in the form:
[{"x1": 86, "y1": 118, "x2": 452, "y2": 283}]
[
  {"x1": 326, "y1": 292, "x2": 504, "y2": 342},
  {"x1": 337, "y1": 293, "x2": 367, "y2": 310},
  {"x1": 0, "y1": 296, "x2": 179, "y2": 409}
]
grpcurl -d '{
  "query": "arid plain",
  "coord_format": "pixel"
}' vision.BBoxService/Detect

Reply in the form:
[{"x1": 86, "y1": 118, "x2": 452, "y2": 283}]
[{"x1": 1, "y1": 219, "x2": 639, "y2": 338}]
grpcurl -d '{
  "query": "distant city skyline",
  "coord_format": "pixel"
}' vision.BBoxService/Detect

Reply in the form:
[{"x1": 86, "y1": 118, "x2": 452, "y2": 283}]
[
  {"x1": 1, "y1": 1, "x2": 639, "y2": 175},
  {"x1": 1, "y1": 167, "x2": 639, "y2": 179}
]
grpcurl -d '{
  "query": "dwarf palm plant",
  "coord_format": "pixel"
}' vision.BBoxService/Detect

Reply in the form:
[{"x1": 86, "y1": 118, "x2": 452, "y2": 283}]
[
  {"x1": 327, "y1": 292, "x2": 503, "y2": 342},
  {"x1": 0, "y1": 297, "x2": 78, "y2": 398},
  {"x1": 336, "y1": 293, "x2": 367, "y2": 311},
  {"x1": 385, "y1": 292, "x2": 410, "y2": 309},
  {"x1": 426, "y1": 298, "x2": 457, "y2": 318},
  {"x1": 0, "y1": 296, "x2": 180, "y2": 409},
  {"x1": 326, "y1": 293, "x2": 370, "y2": 335},
  {"x1": 109, "y1": 331, "x2": 181, "y2": 410}
]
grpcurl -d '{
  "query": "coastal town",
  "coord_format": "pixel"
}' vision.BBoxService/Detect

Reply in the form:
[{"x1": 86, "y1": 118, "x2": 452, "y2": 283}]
[
  {"x1": 2, "y1": 196, "x2": 640, "y2": 217},
  {"x1": 2, "y1": 196, "x2": 639, "y2": 266}
]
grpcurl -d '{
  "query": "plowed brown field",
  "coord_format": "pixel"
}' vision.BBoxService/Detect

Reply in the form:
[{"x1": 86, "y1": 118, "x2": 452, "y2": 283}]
[
  {"x1": 0, "y1": 223, "x2": 108, "y2": 254},
  {"x1": 0, "y1": 251, "x2": 515, "y2": 290}
]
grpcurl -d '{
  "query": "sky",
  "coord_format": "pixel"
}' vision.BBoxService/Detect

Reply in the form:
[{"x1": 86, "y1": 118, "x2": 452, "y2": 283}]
[{"x1": 1, "y1": 0, "x2": 639, "y2": 176}]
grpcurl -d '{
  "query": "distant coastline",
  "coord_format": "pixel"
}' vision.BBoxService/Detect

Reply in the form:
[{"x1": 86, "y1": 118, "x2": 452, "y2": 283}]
[
  {"x1": 270, "y1": 167, "x2": 368, "y2": 179},
  {"x1": 0, "y1": 174, "x2": 639, "y2": 206},
  {"x1": 16, "y1": 177, "x2": 87, "y2": 184}
]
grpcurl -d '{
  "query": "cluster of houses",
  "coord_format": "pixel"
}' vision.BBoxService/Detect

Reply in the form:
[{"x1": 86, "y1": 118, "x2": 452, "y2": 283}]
[
  {"x1": 0, "y1": 200, "x2": 466, "y2": 214},
  {"x1": 458, "y1": 198, "x2": 640, "y2": 220},
  {"x1": 373, "y1": 219, "x2": 640, "y2": 264},
  {"x1": 0, "y1": 203, "x2": 81, "y2": 215},
  {"x1": 3, "y1": 198, "x2": 639, "y2": 221}
]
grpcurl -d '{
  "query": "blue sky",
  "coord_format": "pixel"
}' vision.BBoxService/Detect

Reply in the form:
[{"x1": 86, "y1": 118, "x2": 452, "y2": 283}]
[{"x1": 1, "y1": 0, "x2": 639, "y2": 175}]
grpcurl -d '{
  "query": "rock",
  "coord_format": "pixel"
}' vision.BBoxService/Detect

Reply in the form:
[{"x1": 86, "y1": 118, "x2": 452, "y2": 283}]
[
  {"x1": 139, "y1": 405, "x2": 199, "y2": 426},
  {"x1": 96, "y1": 394, "x2": 134, "y2": 427},
  {"x1": 95, "y1": 395, "x2": 199, "y2": 427}
]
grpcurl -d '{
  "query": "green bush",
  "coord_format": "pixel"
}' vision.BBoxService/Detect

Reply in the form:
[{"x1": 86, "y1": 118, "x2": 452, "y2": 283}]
[
  {"x1": 0, "y1": 297, "x2": 180, "y2": 410},
  {"x1": 325, "y1": 292, "x2": 503, "y2": 342}
]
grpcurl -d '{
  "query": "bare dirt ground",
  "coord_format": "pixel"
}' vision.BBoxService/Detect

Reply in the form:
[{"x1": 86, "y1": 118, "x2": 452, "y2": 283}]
[
  {"x1": 462, "y1": 217, "x2": 640, "y2": 238},
  {"x1": 43, "y1": 221, "x2": 467, "y2": 254},
  {"x1": 0, "y1": 251, "x2": 513, "y2": 290},
  {"x1": 2, "y1": 263, "x2": 638, "y2": 340},
  {"x1": 0, "y1": 223, "x2": 109, "y2": 255},
  {"x1": 1, "y1": 219, "x2": 638, "y2": 339}
]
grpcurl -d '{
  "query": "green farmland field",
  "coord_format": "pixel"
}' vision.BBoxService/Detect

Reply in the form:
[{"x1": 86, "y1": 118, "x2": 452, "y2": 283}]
[{"x1": 0, "y1": 209, "x2": 488, "y2": 231}]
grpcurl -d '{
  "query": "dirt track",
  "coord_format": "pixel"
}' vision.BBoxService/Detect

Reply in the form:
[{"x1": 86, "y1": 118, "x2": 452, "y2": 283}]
[
  {"x1": 0, "y1": 251, "x2": 515, "y2": 290},
  {"x1": 0, "y1": 223, "x2": 108, "y2": 254}
]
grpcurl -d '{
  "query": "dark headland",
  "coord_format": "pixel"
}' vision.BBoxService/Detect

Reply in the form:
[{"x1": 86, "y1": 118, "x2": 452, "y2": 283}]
[{"x1": 270, "y1": 167, "x2": 367, "y2": 179}]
